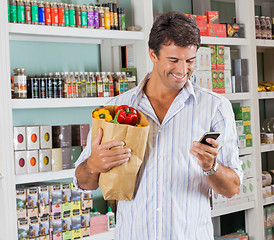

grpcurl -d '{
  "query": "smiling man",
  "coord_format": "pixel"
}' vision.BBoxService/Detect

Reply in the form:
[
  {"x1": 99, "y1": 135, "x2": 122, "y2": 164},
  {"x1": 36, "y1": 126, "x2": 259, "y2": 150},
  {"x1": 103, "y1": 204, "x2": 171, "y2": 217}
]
[{"x1": 74, "y1": 12, "x2": 243, "y2": 240}]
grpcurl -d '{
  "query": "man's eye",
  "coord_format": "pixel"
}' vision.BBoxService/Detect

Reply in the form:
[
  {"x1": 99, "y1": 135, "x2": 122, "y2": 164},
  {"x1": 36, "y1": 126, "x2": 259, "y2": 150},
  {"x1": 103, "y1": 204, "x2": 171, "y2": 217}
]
[{"x1": 170, "y1": 60, "x2": 178, "y2": 63}]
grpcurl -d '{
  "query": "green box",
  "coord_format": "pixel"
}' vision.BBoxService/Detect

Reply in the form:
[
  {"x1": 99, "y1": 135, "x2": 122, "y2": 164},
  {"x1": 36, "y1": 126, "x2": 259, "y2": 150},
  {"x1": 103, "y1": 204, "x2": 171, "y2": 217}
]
[
  {"x1": 243, "y1": 120, "x2": 251, "y2": 134},
  {"x1": 216, "y1": 45, "x2": 224, "y2": 68},
  {"x1": 63, "y1": 230, "x2": 72, "y2": 240},
  {"x1": 238, "y1": 135, "x2": 246, "y2": 148},
  {"x1": 233, "y1": 107, "x2": 251, "y2": 120},
  {"x1": 246, "y1": 134, "x2": 253, "y2": 147},
  {"x1": 72, "y1": 229, "x2": 81, "y2": 239},
  {"x1": 71, "y1": 146, "x2": 82, "y2": 168},
  {"x1": 235, "y1": 120, "x2": 244, "y2": 135},
  {"x1": 62, "y1": 202, "x2": 72, "y2": 219}
]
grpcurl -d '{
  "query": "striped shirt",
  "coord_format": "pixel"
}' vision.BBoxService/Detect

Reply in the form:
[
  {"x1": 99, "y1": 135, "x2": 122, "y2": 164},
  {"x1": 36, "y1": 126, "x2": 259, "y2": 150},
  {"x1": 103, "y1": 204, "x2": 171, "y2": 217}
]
[{"x1": 74, "y1": 73, "x2": 243, "y2": 240}]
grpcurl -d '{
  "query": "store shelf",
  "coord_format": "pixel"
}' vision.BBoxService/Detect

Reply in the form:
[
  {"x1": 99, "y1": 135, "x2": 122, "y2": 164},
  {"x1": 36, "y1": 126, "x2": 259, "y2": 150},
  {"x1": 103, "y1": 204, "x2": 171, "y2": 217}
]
[
  {"x1": 263, "y1": 196, "x2": 274, "y2": 206},
  {"x1": 211, "y1": 201, "x2": 255, "y2": 218},
  {"x1": 258, "y1": 92, "x2": 274, "y2": 99},
  {"x1": 9, "y1": 23, "x2": 144, "y2": 44},
  {"x1": 85, "y1": 231, "x2": 115, "y2": 240},
  {"x1": 201, "y1": 36, "x2": 248, "y2": 46},
  {"x1": 239, "y1": 147, "x2": 253, "y2": 156},
  {"x1": 221, "y1": 92, "x2": 250, "y2": 101},
  {"x1": 260, "y1": 144, "x2": 274, "y2": 153},
  {"x1": 256, "y1": 39, "x2": 274, "y2": 48},
  {"x1": 12, "y1": 97, "x2": 113, "y2": 109},
  {"x1": 15, "y1": 169, "x2": 75, "y2": 184}
]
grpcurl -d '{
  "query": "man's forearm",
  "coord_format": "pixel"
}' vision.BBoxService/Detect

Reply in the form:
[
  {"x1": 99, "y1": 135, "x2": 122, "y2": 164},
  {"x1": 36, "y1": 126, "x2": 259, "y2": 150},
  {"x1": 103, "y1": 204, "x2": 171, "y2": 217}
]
[
  {"x1": 206, "y1": 162, "x2": 240, "y2": 198},
  {"x1": 75, "y1": 160, "x2": 99, "y2": 190}
]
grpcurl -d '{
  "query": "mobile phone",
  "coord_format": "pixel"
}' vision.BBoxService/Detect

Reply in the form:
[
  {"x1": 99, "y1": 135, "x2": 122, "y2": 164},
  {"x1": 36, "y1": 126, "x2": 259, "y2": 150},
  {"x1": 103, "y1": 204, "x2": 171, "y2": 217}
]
[{"x1": 199, "y1": 132, "x2": 220, "y2": 146}]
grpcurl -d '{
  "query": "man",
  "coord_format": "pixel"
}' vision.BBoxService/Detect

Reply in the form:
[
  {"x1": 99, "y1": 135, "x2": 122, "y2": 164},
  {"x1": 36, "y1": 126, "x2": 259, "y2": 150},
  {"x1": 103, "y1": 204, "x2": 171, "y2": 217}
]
[{"x1": 75, "y1": 11, "x2": 243, "y2": 239}]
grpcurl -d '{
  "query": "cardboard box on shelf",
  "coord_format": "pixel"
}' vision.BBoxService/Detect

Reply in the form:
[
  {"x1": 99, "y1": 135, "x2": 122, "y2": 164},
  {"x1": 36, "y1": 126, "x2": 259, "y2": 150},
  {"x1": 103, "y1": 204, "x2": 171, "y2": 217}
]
[
  {"x1": 224, "y1": 47, "x2": 231, "y2": 70},
  {"x1": 26, "y1": 126, "x2": 40, "y2": 150},
  {"x1": 40, "y1": 125, "x2": 52, "y2": 149},
  {"x1": 235, "y1": 120, "x2": 244, "y2": 136},
  {"x1": 261, "y1": 133, "x2": 274, "y2": 144},
  {"x1": 205, "y1": 11, "x2": 219, "y2": 24},
  {"x1": 27, "y1": 186, "x2": 39, "y2": 219},
  {"x1": 206, "y1": 24, "x2": 226, "y2": 37},
  {"x1": 14, "y1": 126, "x2": 26, "y2": 151},
  {"x1": 15, "y1": 150, "x2": 27, "y2": 175},
  {"x1": 226, "y1": 23, "x2": 245, "y2": 38},
  {"x1": 224, "y1": 70, "x2": 232, "y2": 93},
  {"x1": 27, "y1": 150, "x2": 38, "y2": 174},
  {"x1": 16, "y1": 188, "x2": 27, "y2": 219},
  {"x1": 243, "y1": 120, "x2": 251, "y2": 134}
]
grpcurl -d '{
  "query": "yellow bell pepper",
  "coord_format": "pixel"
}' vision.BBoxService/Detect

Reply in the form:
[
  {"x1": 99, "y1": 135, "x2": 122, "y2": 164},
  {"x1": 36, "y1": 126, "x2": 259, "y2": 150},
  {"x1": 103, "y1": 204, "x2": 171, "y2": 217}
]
[{"x1": 93, "y1": 109, "x2": 113, "y2": 122}]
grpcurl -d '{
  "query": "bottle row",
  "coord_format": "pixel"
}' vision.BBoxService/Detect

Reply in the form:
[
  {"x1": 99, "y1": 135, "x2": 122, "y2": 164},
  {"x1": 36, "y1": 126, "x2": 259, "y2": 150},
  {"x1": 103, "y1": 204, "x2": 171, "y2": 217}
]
[
  {"x1": 255, "y1": 15, "x2": 273, "y2": 40},
  {"x1": 12, "y1": 69, "x2": 137, "y2": 99},
  {"x1": 8, "y1": 0, "x2": 126, "y2": 30},
  {"x1": 16, "y1": 181, "x2": 115, "y2": 239},
  {"x1": 264, "y1": 204, "x2": 274, "y2": 240}
]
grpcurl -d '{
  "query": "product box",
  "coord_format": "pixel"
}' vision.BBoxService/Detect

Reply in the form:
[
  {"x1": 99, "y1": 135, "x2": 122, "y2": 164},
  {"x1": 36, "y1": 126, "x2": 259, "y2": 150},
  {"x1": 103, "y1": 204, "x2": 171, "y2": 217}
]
[
  {"x1": 238, "y1": 135, "x2": 246, "y2": 148},
  {"x1": 196, "y1": 15, "x2": 208, "y2": 36},
  {"x1": 27, "y1": 150, "x2": 39, "y2": 174},
  {"x1": 62, "y1": 183, "x2": 71, "y2": 203},
  {"x1": 195, "y1": 71, "x2": 203, "y2": 88},
  {"x1": 26, "y1": 126, "x2": 40, "y2": 150},
  {"x1": 196, "y1": 47, "x2": 211, "y2": 71},
  {"x1": 49, "y1": 184, "x2": 62, "y2": 217},
  {"x1": 203, "y1": 71, "x2": 212, "y2": 90},
  {"x1": 212, "y1": 70, "x2": 225, "y2": 93},
  {"x1": 18, "y1": 218, "x2": 29, "y2": 239},
  {"x1": 50, "y1": 217, "x2": 62, "y2": 240},
  {"x1": 241, "y1": 76, "x2": 249, "y2": 92},
  {"x1": 243, "y1": 120, "x2": 251, "y2": 134},
  {"x1": 246, "y1": 178, "x2": 255, "y2": 201},
  {"x1": 14, "y1": 126, "x2": 26, "y2": 151},
  {"x1": 231, "y1": 76, "x2": 242, "y2": 93},
  {"x1": 71, "y1": 201, "x2": 81, "y2": 217},
  {"x1": 39, "y1": 214, "x2": 50, "y2": 238},
  {"x1": 206, "y1": 23, "x2": 227, "y2": 37},
  {"x1": 40, "y1": 125, "x2": 52, "y2": 149},
  {"x1": 245, "y1": 133, "x2": 253, "y2": 147},
  {"x1": 39, "y1": 149, "x2": 52, "y2": 172},
  {"x1": 81, "y1": 209, "x2": 90, "y2": 228},
  {"x1": 51, "y1": 148, "x2": 62, "y2": 171},
  {"x1": 240, "y1": 156, "x2": 247, "y2": 180},
  {"x1": 62, "y1": 216, "x2": 71, "y2": 231},
  {"x1": 27, "y1": 186, "x2": 39, "y2": 218},
  {"x1": 81, "y1": 192, "x2": 93, "y2": 210},
  {"x1": 224, "y1": 70, "x2": 232, "y2": 93},
  {"x1": 71, "y1": 124, "x2": 90, "y2": 147},
  {"x1": 72, "y1": 229, "x2": 81, "y2": 239},
  {"x1": 38, "y1": 185, "x2": 50, "y2": 217},
  {"x1": 62, "y1": 147, "x2": 72, "y2": 170},
  {"x1": 261, "y1": 133, "x2": 274, "y2": 144},
  {"x1": 235, "y1": 120, "x2": 244, "y2": 136},
  {"x1": 121, "y1": 68, "x2": 138, "y2": 90},
  {"x1": 16, "y1": 188, "x2": 27, "y2": 219},
  {"x1": 63, "y1": 230, "x2": 72, "y2": 240},
  {"x1": 224, "y1": 47, "x2": 231, "y2": 70},
  {"x1": 205, "y1": 11, "x2": 219, "y2": 24},
  {"x1": 71, "y1": 183, "x2": 81, "y2": 202},
  {"x1": 90, "y1": 215, "x2": 108, "y2": 235},
  {"x1": 226, "y1": 23, "x2": 245, "y2": 38},
  {"x1": 209, "y1": 45, "x2": 217, "y2": 69},
  {"x1": 245, "y1": 155, "x2": 254, "y2": 178},
  {"x1": 62, "y1": 202, "x2": 72, "y2": 219},
  {"x1": 71, "y1": 215, "x2": 81, "y2": 230},
  {"x1": 52, "y1": 125, "x2": 72, "y2": 148},
  {"x1": 81, "y1": 226, "x2": 90, "y2": 238},
  {"x1": 233, "y1": 107, "x2": 251, "y2": 121},
  {"x1": 233, "y1": 59, "x2": 248, "y2": 76},
  {"x1": 71, "y1": 146, "x2": 82, "y2": 168},
  {"x1": 216, "y1": 45, "x2": 225, "y2": 70},
  {"x1": 15, "y1": 150, "x2": 27, "y2": 175},
  {"x1": 29, "y1": 217, "x2": 39, "y2": 239}
]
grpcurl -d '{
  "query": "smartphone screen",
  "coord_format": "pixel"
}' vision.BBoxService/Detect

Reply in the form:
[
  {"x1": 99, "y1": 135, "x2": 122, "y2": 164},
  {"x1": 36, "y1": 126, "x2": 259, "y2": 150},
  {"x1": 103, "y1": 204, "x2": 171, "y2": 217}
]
[{"x1": 199, "y1": 132, "x2": 220, "y2": 146}]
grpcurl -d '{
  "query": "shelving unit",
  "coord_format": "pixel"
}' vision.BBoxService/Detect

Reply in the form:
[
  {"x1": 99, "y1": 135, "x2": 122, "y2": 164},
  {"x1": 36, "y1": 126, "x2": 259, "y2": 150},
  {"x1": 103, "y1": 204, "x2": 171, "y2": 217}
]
[
  {"x1": 0, "y1": 0, "x2": 269, "y2": 239},
  {"x1": 261, "y1": 144, "x2": 274, "y2": 153}
]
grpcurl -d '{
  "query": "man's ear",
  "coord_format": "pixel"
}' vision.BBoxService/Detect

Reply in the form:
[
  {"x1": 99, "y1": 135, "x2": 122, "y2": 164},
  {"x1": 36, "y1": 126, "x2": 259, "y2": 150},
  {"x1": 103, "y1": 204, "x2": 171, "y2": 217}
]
[{"x1": 148, "y1": 48, "x2": 159, "y2": 63}]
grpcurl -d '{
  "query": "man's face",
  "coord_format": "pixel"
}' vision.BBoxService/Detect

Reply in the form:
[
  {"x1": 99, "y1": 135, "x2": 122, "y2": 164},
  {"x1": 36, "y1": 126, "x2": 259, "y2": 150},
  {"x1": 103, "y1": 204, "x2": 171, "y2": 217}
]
[{"x1": 149, "y1": 43, "x2": 197, "y2": 91}]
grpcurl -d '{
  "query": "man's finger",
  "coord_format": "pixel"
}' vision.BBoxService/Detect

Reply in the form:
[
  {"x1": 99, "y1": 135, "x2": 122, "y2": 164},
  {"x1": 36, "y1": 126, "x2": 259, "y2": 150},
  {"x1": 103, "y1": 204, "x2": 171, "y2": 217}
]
[
  {"x1": 94, "y1": 128, "x2": 103, "y2": 145},
  {"x1": 100, "y1": 140, "x2": 125, "y2": 150}
]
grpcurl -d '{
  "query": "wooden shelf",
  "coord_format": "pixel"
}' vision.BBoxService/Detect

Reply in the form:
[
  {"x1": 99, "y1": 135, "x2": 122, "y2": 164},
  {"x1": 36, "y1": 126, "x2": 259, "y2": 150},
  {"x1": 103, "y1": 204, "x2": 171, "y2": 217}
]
[
  {"x1": 12, "y1": 97, "x2": 113, "y2": 109},
  {"x1": 15, "y1": 169, "x2": 75, "y2": 184},
  {"x1": 9, "y1": 23, "x2": 144, "y2": 44},
  {"x1": 201, "y1": 36, "x2": 248, "y2": 46},
  {"x1": 211, "y1": 201, "x2": 255, "y2": 218}
]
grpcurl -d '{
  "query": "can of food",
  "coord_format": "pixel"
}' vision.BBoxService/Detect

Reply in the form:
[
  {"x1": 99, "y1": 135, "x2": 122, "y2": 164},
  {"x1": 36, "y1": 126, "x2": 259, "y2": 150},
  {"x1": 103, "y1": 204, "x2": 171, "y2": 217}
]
[
  {"x1": 46, "y1": 78, "x2": 53, "y2": 98},
  {"x1": 31, "y1": 0, "x2": 38, "y2": 24},
  {"x1": 99, "y1": 7, "x2": 105, "y2": 29},
  {"x1": 58, "y1": 2, "x2": 64, "y2": 26},
  {"x1": 17, "y1": 0, "x2": 25, "y2": 24},
  {"x1": 38, "y1": 1, "x2": 45, "y2": 25},
  {"x1": 108, "y1": 2, "x2": 114, "y2": 30},
  {"x1": 24, "y1": 0, "x2": 31, "y2": 24},
  {"x1": 87, "y1": 5, "x2": 94, "y2": 28},
  {"x1": 93, "y1": 6, "x2": 99, "y2": 29},
  {"x1": 10, "y1": 0, "x2": 18, "y2": 23},
  {"x1": 113, "y1": 2, "x2": 118, "y2": 30},
  {"x1": 69, "y1": 4, "x2": 76, "y2": 27},
  {"x1": 50, "y1": 2, "x2": 58, "y2": 26},
  {"x1": 104, "y1": 6, "x2": 110, "y2": 30},
  {"x1": 75, "y1": 5, "x2": 81, "y2": 27},
  {"x1": 57, "y1": 78, "x2": 63, "y2": 98},
  {"x1": 64, "y1": 3, "x2": 69, "y2": 27},
  {"x1": 81, "y1": 5, "x2": 88, "y2": 28},
  {"x1": 44, "y1": 2, "x2": 51, "y2": 25}
]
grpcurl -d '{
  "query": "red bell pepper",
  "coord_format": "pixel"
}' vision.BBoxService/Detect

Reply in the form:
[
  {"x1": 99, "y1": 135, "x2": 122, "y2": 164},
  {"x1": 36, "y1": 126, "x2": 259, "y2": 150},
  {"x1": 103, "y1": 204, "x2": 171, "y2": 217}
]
[{"x1": 114, "y1": 105, "x2": 138, "y2": 126}]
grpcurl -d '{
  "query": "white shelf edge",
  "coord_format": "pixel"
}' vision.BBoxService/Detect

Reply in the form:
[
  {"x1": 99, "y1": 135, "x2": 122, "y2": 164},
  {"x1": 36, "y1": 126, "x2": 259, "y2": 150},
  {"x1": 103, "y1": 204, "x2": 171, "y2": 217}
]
[
  {"x1": 85, "y1": 230, "x2": 115, "y2": 240},
  {"x1": 201, "y1": 36, "x2": 248, "y2": 46},
  {"x1": 263, "y1": 196, "x2": 274, "y2": 206},
  {"x1": 260, "y1": 144, "x2": 274, "y2": 153},
  {"x1": 12, "y1": 97, "x2": 113, "y2": 109},
  {"x1": 258, "y1": 92, "x2": 274, "y2": 99},
  {"x1": 221, "y1": 92, "x2": 250, "y2": 101},
  {"x1": 211, "y1": 201, "x2": 255, "y2": 218},
  {"x1": 9, "y1": 23, "x2": 144, "y2": 43},
  {"x1": 239, "y1": 147, "x2": 253, "y2": 155},
  {"x1": 256, "y1": 39, "x2": 274, "y2": 48},
  {"x1": 15, "y1": 169, "x2": 75, "y2": 184}
]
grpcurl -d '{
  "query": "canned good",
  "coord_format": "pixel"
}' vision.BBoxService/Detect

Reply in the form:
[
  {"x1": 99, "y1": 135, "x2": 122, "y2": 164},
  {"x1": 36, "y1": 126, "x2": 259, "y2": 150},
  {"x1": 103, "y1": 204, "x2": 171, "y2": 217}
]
[
  {"x1": 31, "y1": 0, "x2": 38, "y2": 24},
  {"x1": 24, "y1": 0, "x2": 31, "y2": 24},
  {"x1": 50, "y1": 2, "x2": 58, "y2": 26},
  {"x1": 38, "y1": 1, "x2": 45, "y2": 25},
  {"x1": 108, "y1": 3, "x2": 114, "y2": 29},
  {"x1": 39, "y1": 78, "x2": 47, "y2": 98},
  {"x1": 81, "y1": 5, "x2": 88, "y2": 28},
  {"x1": 64, "y1": 4, "x2": 69, "y2": 27},
  {"x1": 75, "y1": 5, "x2": 81, "y2": 27},
  {"x1": 47, "y1": 78, "x2": 53, "y2": 98},
  {"x1": 8, "y1": 0, "x2": 10, "y2": 22},
  {"x1": 118, "y1": 7, "x2": 125, "y2": 30},
  {"x1": 58, "y1": 3, "x2": 64, "y2": 26},
  {"x1": 44, "y1": 2, "x2": 51, "y2": 25},
  {"x1": 113, "y1": 2, "x2": 118, "y2": 30},
  {"x1": 93, "y1": 6, "x2": 99, "y2": 28},
  {"x1": 104, "y1": 6, "x2": 110, "y2": 30},
  {"x1": 10, "y1": 0, "x2": 18, "y2": 23},
  {"x1": 69, "y1": 4, "x2": 76, "y2": 27},
  {"x1": 99, "y1": 7, "x2": 105, "y2": 29},
  {"x1": 17, "y1": 0, "x2": 25, "y2": 24},
  {"x1": 87, "y1": 5, "x2": 94, "y2": 28}
]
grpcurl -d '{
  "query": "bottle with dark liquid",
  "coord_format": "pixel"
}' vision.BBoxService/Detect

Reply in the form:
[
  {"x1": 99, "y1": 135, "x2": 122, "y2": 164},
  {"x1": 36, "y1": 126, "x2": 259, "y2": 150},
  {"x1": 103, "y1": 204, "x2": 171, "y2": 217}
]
[{"x1": 255, "y1": 16, "x2": 261, "y2": 39}]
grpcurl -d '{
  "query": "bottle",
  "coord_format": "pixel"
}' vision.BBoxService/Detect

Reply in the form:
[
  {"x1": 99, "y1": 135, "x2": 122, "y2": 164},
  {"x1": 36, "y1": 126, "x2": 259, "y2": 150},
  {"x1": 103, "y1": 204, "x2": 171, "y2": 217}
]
[
  {"x1": 64, "y1": 3, "x2": 69, "y2": 27},
  {"x1": 107, "y1": 72, "x2": 114, "y2": 97},
  {"x1": 260, "y1": 16, "x2": 267, "y2": 39},
  {"x1": 96, "y1": 72, "x2": 103, "y2": 97},
  {"x1": 255, "y1": 16, "x2": 261, "y2": 39},
  {"x1": 102, "y1": 72, "x2": 109, "y2": 97},
  {"x1": 69, "y1": 4, "x2": 76, "y2": 27},
  {"x1": 272, "y1": 17, "x2": 274, "y2": 40},
  {"x1": 50, "y1": 2, "x2": 58, "y2": 26},
  {"x1": 10, "y1": 0, "x2": 17, "y2": 23},
  {"x1": 87, "y1": 5, "x2": 94, "y2": 29},
  {"x1": 104, "y1": 6, "x2": 110, "y2": 30},
  {"x1": 75, "y1": 5, "x2": 81, "y2": 27},
  {"x1": 90, "y1": 206, "x2": 100, "y2": 217},
  {"x1": 266, "y1": 17, "x2": 272, "y2": 40},
  {"x1": 106, "y1": 206, "x2": 115, "y2": 230},
  {"x1": 118, "y1": 7, "x2": 125, "y2": 30}
]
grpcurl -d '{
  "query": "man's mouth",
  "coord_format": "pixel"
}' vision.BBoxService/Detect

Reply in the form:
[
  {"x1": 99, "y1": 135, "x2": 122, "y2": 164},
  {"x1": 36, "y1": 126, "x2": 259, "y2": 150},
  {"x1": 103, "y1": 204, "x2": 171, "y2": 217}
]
[{"x1": 171, "y1": 72, "x2": 187, "y2": 80}]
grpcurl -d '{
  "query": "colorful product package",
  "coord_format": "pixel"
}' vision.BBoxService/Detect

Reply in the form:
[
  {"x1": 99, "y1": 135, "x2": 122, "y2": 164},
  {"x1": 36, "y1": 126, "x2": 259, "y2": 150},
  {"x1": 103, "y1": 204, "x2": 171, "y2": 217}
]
[
  {"x1": 26, "y1": 126, "x2": 40, "y2": 150},
  {"x1": 62, "y1": 230, "x2": 72, "y2": 240},
  {"x1": 90, "y1": 215, "x2": 108, "y2": 235},
  {"x1": 16, "y1": 188, "x2": 27, "y2": 219},
  {"x1": 205, "y1": 11, "x2": 219, "y2": 24},
  {"x1": 15, "y1": 150, "x2": 27, "y2": 175},
  {"x1": 27, "y1": 150, "x2": 39, "y2": 174},
  {"x1": 196, "y1": 15, "x2": 208, "y2": 36},
  {"x1": 49, "y1": 184, "x2": 62, "y2": 218},
  {"x1": 29, "y1": 217, "x2": 39, "y2": 239},
  {"x1": 39, "y1": 149, "x2": 52, "y2": 172},
  {"x1": 14, "y1": 126, "x2": 26, "y2": 151},
  {"x1": 216, "y1": 45, "x2": 225, "y2": 70},
  {"x1": 62, "y1": 217, "x2": 71, "y2": 232},
  {"x1": 40, "y1": 125, "x2": 52, "y2": 149},
  {"x1": 51, "y1": 148, "x2": 62, "y2": 171},
  {"x1": 206, "y1": 23, "x2": 227, "y2": 37},
  {"x1": 71, "y1": 215, "x2": 81, "y2": 230},
  {"x1": 39, "y1": 214, "x2": 50, "y2": 239},
  {"x1": 18, "y1": 218, "x2": 29, "y2": 240},
  {"x1": 72, "y1": 229, "x2": 81, "y2": 239},
  {"x1": 27, "y1": 186, "x2": 39, "y2": 218},
  {"x1": 38, "y1": 185, "x2": 50, "y2": 217}
]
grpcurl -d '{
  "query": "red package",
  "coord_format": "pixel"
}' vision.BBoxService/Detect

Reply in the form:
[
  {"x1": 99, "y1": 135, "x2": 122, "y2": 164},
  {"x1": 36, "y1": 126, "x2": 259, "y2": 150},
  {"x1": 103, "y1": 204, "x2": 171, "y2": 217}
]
[
  {"x1": 206, "y1": 23, "x2": 227, "y2": 37},
  {"x1": 205, "y1": 11, "x2": 219, "y2": 24},
  {"x1": 196, "y1": 15, "x2": 207, "y2": 36}
]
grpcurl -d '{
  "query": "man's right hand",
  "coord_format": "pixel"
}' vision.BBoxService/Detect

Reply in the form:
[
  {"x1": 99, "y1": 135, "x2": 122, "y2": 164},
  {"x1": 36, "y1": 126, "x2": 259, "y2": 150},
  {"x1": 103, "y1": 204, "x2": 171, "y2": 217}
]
[{"x1": 86, "y1": 128, "x2": 132, "y2": 174}]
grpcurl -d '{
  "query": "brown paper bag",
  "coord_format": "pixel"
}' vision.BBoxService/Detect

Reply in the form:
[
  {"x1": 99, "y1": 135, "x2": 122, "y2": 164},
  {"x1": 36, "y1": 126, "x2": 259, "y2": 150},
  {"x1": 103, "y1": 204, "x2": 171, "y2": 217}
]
[{"x1": 91, "y1": 105, "x2": 150, "y2": 201}]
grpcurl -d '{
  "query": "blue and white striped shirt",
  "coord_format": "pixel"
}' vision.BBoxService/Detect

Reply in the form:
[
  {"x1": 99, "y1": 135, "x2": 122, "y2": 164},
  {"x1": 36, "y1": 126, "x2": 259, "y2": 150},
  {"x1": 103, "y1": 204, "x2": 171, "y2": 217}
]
[{"x1": 74, "y1": 73, "x2": 243, "y2": 240}]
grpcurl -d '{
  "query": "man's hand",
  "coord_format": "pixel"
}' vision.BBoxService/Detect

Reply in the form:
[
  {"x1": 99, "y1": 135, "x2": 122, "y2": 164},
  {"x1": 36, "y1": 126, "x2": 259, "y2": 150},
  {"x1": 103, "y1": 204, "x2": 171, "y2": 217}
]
[
  {"x1": 86, "y1": 128, "x2": 132, "y2": 174},
  {"x1": 190, "y1": 138, "x2": 219, "y2": 171}
]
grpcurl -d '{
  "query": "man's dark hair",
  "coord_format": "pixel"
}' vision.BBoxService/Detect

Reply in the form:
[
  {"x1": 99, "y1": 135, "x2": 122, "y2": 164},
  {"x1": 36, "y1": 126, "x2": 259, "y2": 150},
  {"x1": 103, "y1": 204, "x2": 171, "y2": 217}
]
[{"x1": 148, "y1": 11, "x2": 201, "y2": 57}]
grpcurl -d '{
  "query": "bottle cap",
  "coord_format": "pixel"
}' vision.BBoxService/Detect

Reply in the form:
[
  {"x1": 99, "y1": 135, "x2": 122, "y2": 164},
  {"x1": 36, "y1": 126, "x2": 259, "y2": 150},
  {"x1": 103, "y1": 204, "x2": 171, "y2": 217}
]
[{"x1": 108, "y1": 206, "x2": 112, "y2": 212}]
